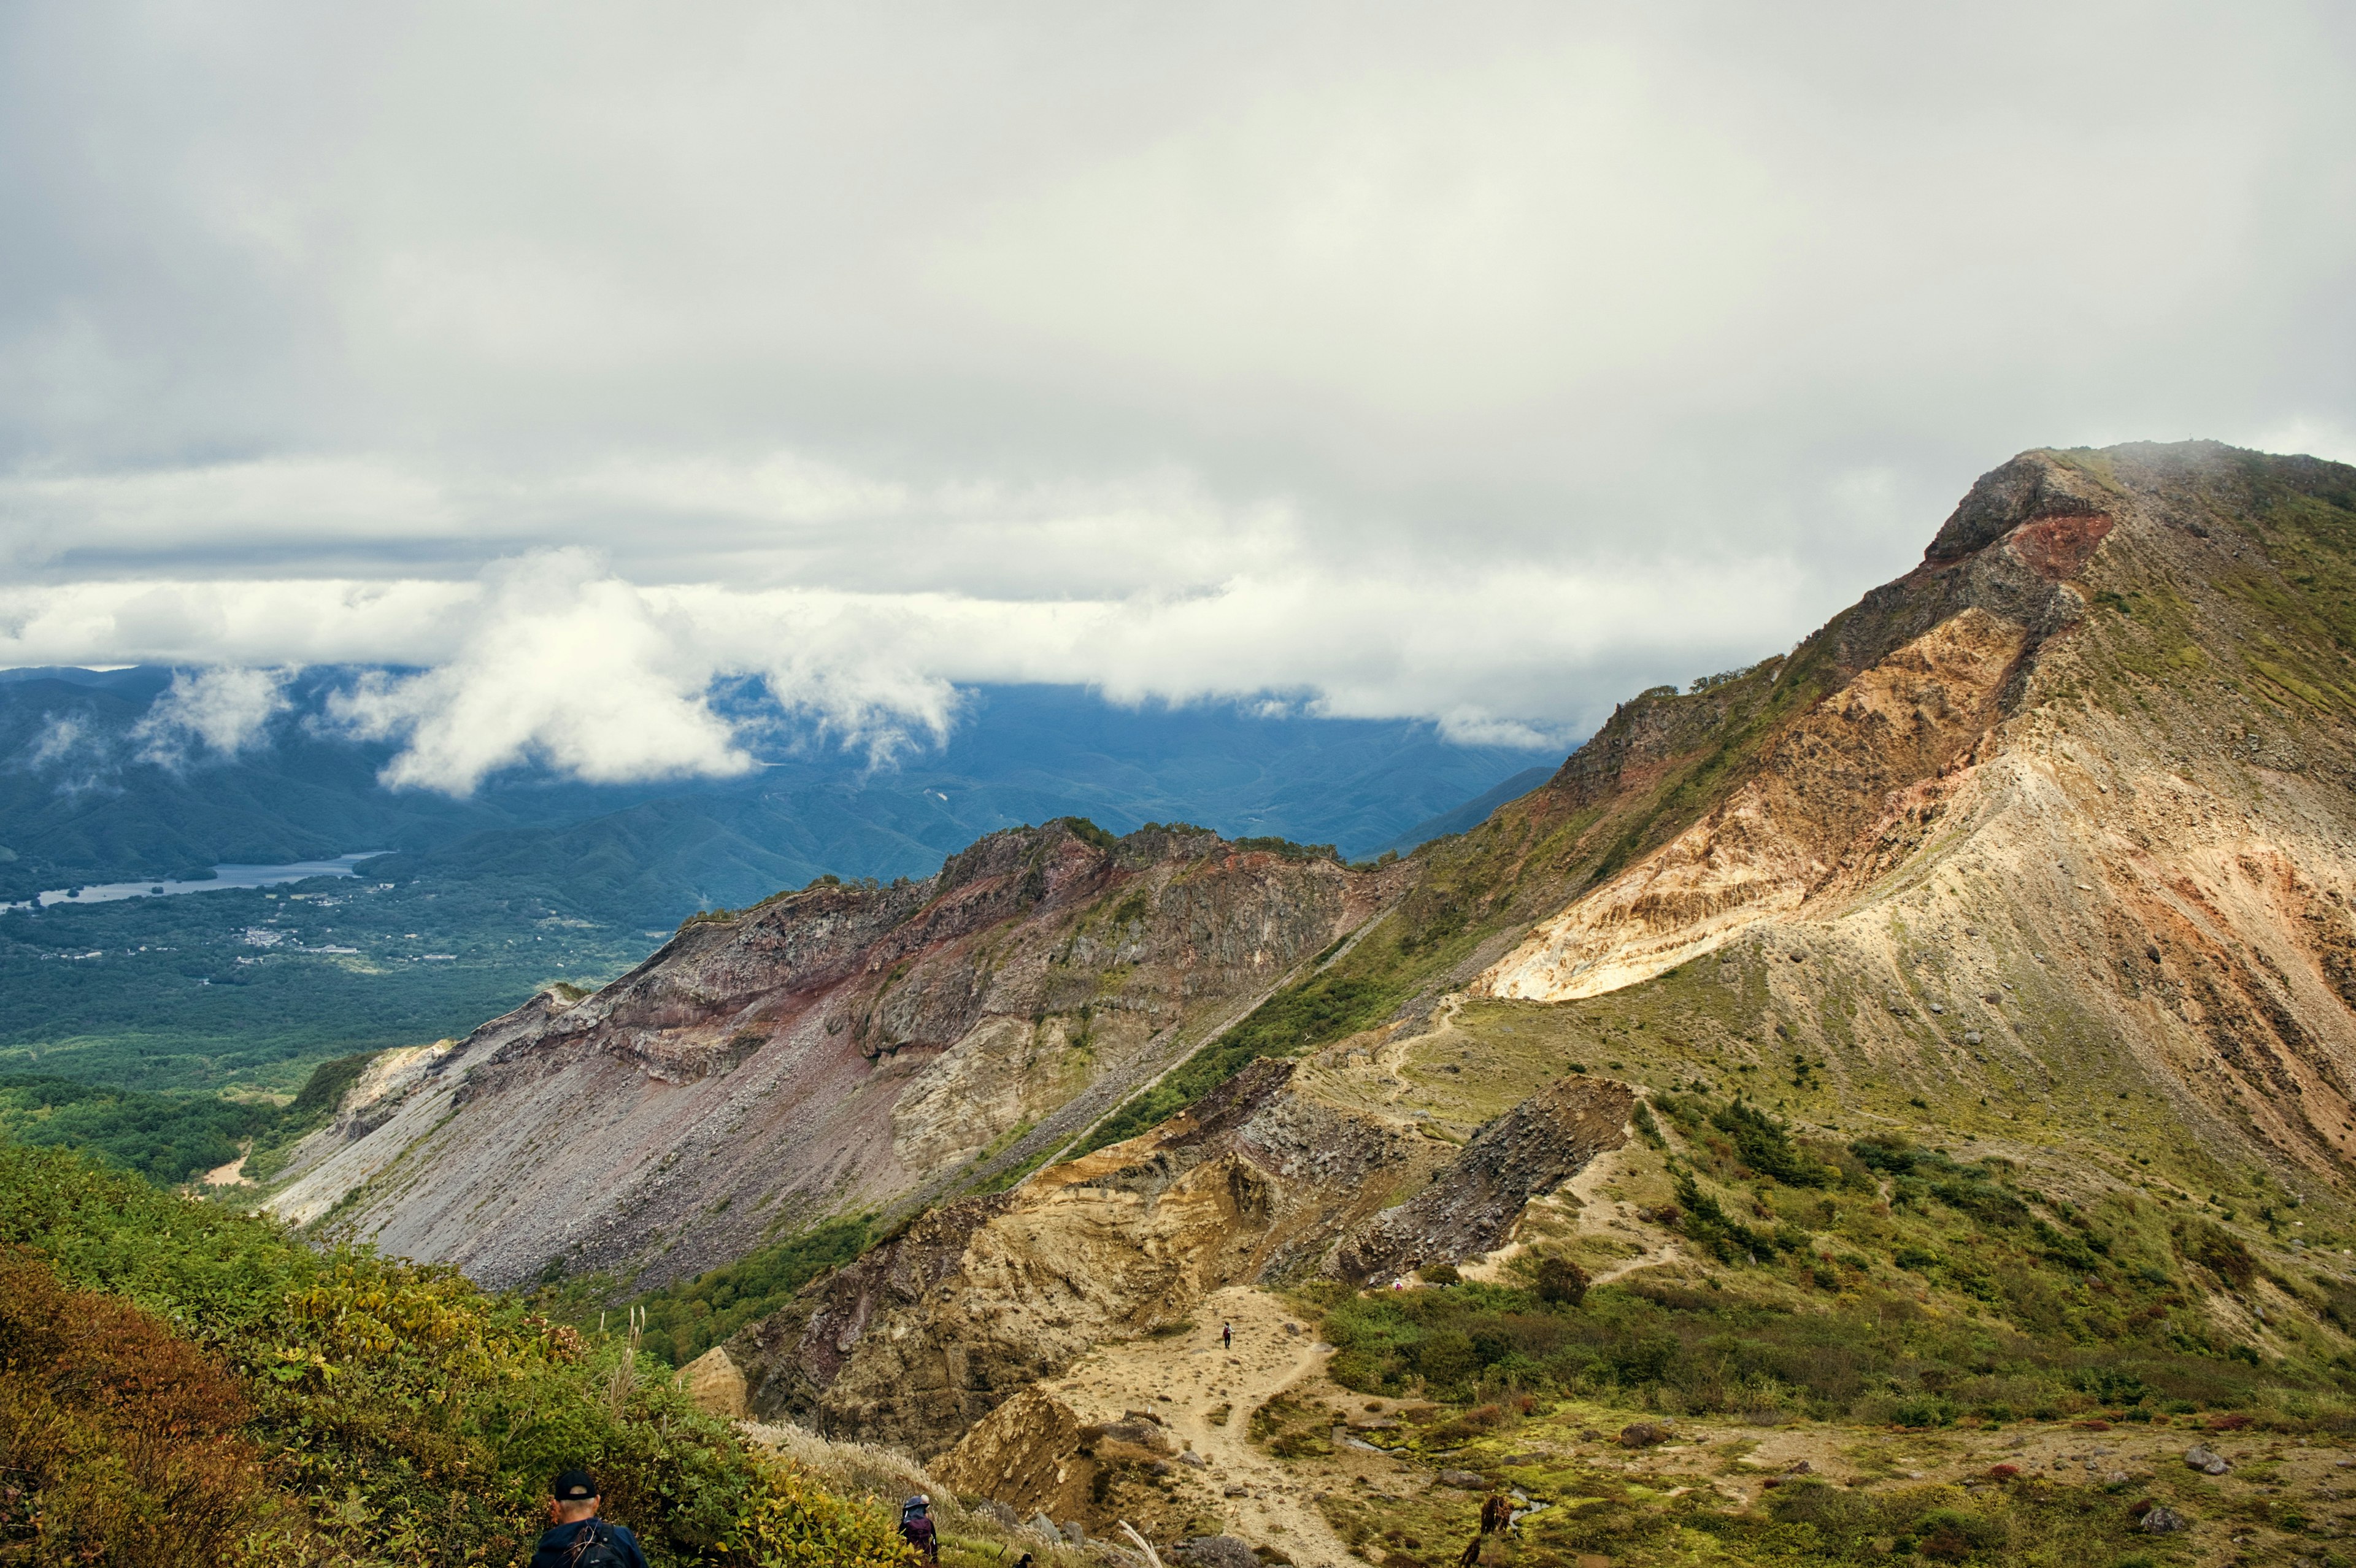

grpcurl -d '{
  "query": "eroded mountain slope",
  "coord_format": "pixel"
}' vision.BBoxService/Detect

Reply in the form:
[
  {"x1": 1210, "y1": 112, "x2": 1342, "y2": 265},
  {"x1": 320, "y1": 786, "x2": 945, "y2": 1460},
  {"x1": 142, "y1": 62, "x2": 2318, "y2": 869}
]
[
  {"x1": 723, "y1": 1056, "x2": 1631, "y2": 1455},
  {"x1": 265, "y1": 823, "x2": 1399, "y2": 1288}
]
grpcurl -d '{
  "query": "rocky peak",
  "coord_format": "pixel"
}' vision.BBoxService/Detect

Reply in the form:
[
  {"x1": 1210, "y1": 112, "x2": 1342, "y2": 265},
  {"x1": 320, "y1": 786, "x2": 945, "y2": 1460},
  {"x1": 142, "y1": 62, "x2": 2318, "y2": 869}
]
[
  {"x1": 264, "y1": 820, "x2": 1392, "y2": 1290},
  {"x1": 1924, "y1": 449, "x2": 2116, "y2": 563}
]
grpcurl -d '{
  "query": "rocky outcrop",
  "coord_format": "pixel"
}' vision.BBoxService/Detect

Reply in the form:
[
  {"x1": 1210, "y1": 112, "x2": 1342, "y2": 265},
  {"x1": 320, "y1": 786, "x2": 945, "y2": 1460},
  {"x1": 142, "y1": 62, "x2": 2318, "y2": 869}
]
[
  {"x1": 265, "y1": 823, "x2": 1398, "y2": 1289},
  {"x1": 676, "y1": 1345, "x2": 749, "y2": 1418},
  {"x1": 1330, "y1": 1075, "x2": 1633, "y2": 1283},
  {"x1": 725, "y1": 1058, "x2": 1431, "y2": 1453},
  {"x1": 720, "y1": 1060, "x2": 1642, "y2": 1457}
]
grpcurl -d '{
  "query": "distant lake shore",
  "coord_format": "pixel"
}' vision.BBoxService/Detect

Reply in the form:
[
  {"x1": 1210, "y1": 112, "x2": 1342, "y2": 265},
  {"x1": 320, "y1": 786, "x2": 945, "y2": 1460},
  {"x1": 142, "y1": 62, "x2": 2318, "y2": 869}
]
[{"x1": 6, "y1": 853, "x2": 390, "y2": 913}]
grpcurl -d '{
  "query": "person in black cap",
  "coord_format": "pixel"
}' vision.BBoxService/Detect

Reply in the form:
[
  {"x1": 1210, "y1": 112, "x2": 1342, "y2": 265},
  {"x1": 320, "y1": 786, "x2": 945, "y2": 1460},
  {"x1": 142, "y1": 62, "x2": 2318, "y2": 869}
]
[
  {"x1": 530, "y1": 1469, "x2": 649, "y2": 1568},
  {"x1": 898, "y1": 1493, "x2": 939, "y2": 1563}
]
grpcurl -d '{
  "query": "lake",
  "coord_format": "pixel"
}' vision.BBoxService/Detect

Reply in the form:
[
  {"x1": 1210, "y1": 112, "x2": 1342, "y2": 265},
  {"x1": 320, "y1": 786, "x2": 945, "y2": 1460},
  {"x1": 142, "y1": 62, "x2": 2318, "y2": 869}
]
[{"x1": 7, "y1": 853, "x2": 391, "y2": 912}]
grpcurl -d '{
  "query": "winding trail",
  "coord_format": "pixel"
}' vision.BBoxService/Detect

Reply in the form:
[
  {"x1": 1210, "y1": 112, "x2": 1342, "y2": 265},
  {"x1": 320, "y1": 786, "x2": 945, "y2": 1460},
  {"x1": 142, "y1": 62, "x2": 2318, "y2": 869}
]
[{"x1": 1049, "y1": 1286, "x2": 1361, "y2": 1567}]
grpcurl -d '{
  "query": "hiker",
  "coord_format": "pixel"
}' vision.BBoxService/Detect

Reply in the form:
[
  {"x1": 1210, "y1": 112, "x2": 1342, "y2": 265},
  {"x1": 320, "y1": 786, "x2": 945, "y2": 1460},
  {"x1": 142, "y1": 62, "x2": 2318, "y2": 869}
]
[
  {"x1": 899, "y1": 1494, "x2": 939, "y2": 1563},
  {"x1": 530, "y1": 1470, "x2": 649, "y2": 1568},
  {"x1": 1221, "y1": 1321, "x2": 1232, "y2": 1350}
]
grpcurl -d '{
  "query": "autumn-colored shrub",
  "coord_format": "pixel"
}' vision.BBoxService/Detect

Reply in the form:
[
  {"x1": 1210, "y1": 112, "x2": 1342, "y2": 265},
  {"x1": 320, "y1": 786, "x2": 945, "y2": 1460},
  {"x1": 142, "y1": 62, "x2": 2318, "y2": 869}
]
[
  {"x1": 0, "y1": 1247, "x2": 314, "y2": 1566},
  {"x1": 0, "y1": 1142, "x2": 792, "y2": 1566}
]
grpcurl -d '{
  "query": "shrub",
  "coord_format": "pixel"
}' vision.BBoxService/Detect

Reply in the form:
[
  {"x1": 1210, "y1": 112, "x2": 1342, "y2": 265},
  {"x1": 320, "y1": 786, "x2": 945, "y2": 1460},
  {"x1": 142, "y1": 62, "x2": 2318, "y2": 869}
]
[
  {"x1": 1418, "y1": 1331, "x2": 1481, "y2": 1393},
  {"x1": 720, "y1": 1456, "x2": 912, "y2": 1567},
  {"x1": 1534, "y1": 1256, "x2": 1588, "y2": 1307},
  {"x1": 2180, "y1": 1221, "x2": 2256, "y2": 1288},
  {"x1": 1421, "y1": 1262, "x2": 1462, "y2": 1286},
  {"x1": 1708, "y1": 1100, "x2": 1834, "y2": 1186},
  {"x1": 1913, "y1": 1507, "x2": 2003, "y2": 1559},
  {"x1": 0, "y1": 1141, "x2": 847, "y2": 1566},
  {"x1": 1892, "y1": 1395, "x2": 1957, "y2": 1429},
  {"x1": 0, "y1": 1247, "x2": 309, "y2": 1566}
]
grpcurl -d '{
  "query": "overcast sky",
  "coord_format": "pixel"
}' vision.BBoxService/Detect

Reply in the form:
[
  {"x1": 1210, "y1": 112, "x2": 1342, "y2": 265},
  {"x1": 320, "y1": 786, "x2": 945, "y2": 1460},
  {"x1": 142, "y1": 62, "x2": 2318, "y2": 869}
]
[{"x1": 3, "y1": 2, "x2": 2352, "y2": 788}]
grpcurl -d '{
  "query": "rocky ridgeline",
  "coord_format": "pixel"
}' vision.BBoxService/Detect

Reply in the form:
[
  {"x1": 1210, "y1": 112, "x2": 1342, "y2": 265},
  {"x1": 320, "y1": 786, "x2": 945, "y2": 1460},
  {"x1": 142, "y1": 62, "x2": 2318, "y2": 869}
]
[
  {"x1": 265, "y1": 822, "x2": 1396, "y2": 1289},
  {"x1": 727, "y1": 1057, "x2": 1527, "y2": 1452},
  {"x1": 1330, "y1": 1074, "x2": 1633, "y2": 1286}
]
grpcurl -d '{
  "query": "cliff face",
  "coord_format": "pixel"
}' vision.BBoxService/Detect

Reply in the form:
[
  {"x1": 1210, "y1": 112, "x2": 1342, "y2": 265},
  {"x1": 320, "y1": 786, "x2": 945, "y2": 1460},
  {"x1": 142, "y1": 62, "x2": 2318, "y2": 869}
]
[{"x1": 264, "y1": 823, "x2": 1397, "y2": 1289}]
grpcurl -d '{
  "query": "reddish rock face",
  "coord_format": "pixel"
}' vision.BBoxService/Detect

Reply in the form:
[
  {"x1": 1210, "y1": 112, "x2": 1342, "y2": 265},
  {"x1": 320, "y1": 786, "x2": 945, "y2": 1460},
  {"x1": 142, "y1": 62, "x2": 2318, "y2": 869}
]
[{"x1": 2008, "y1": 510, "x2": 2114, "y2": 580}]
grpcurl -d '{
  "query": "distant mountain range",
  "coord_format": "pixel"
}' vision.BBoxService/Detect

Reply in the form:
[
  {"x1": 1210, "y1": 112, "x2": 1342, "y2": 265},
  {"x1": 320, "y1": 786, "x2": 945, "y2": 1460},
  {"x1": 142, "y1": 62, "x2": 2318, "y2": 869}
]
[{"x1": 0, "y1": 670, "x2": 1552, "y2": 926}]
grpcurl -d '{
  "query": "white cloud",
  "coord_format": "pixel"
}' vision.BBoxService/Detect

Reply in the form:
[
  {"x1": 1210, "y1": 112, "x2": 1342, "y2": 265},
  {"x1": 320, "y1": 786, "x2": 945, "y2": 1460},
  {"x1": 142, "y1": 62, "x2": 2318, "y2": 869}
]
[
  {"x1": 0, "y1": 1, "x2": 2349, "y2": 784},
  {"x1": 2246, "y1": 419, "x2": 2356, "y2": 467},
  {"x1": 134, "y1": 665, "x2": 291, "y2": 761},
  {"x1": 323, "y1": 552, "x2": 756, "y2": 794},
  {"x1": 0, "y1": 536, "x2": 1803, "y2": 788}
]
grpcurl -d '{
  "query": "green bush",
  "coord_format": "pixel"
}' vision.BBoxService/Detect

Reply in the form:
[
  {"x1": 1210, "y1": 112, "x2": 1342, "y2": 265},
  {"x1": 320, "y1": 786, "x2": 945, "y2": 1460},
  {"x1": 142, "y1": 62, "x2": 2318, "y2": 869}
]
[
  {"x1": 559, "y1": 1215, "x2": 873, "y2": 1369},
  {"x1": 1533, "y1": 1256, "x2": 1588, "y2": 1307}
]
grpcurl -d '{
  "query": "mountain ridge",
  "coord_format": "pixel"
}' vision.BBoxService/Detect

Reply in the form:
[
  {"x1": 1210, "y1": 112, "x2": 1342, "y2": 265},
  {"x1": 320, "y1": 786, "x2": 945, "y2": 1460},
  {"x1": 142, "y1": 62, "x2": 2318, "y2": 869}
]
[{"x1": 265, "y1": 439, "x2": 2356, "y2": 1559}]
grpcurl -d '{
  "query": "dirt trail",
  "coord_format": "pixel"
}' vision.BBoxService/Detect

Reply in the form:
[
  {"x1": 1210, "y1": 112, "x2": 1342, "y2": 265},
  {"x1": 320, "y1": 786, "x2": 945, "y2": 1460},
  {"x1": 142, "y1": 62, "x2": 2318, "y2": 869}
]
[
  {"x1": 201, "y1": 1143, "x2": 252, "y2": 1188},
  {"x1": 1050, "y1": 1285, "x2": 1359, "y2": 1567}
]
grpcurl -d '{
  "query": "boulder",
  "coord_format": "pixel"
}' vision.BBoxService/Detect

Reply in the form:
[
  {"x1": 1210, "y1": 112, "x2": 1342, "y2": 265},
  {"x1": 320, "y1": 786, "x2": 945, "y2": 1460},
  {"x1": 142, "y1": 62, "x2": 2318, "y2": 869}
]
[
  {"x1": 675, "y1": 1345, "x2": 749, "y2": 1418},
  {"x1": 1178, "y1": 1537, "x2": 1260, "y2": 1568},
  {"x1": 2141, "y1": 1506, "x2": 2190, "y2": 1534},
  {"x1": 1619, "y1": 1421, "x2": 1676, "y2": 1449},
  {"x1": 1438, "y1": 1469, "x2": 1488, "y2": 1489},
  {"x1": 2182, "y1": 1445, "x2": 2230, "y2": 1475}
]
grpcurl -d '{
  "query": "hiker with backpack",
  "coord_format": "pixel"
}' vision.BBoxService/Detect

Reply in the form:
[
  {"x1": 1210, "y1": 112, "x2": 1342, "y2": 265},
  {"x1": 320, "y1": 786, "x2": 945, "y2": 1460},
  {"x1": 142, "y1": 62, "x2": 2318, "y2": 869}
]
[
  {"x1": 899, "y1": 1494, "x2": 939, "y2": 1563},
  {"x1": 531, "y1": 1470, "x2": 650, "y2": 1568}
]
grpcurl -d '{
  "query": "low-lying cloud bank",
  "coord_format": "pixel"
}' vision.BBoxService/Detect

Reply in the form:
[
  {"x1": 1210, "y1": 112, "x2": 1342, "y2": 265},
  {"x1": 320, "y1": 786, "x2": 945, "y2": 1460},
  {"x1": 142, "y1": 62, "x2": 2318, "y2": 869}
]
[{"x1": 0, "y1": 545, "x2": 1809, "y2": 793}]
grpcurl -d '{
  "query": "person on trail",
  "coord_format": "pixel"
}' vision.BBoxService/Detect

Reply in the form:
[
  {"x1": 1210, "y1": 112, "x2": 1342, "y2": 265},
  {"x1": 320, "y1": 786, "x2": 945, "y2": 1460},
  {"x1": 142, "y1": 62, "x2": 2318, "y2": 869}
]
[
  {"x1": 1222, "y1": 1321, "x2": 1232, "y2": 1349},
  {"x1": 529, "y1": 1470, "x2": 649, "y2": 1568},
  {"x1": 899, "y1": 1494, "x2": 939, "y2": 1563}
]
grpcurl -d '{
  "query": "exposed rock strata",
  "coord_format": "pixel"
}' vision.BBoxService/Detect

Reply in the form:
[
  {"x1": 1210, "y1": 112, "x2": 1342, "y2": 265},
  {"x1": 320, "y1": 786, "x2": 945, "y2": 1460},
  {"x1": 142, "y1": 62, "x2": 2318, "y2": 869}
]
[
  {"x1": 728, "y1": 1058, "x2": 1430, "y2": 1451},
  {"x1": 726, "y1": 1061, "x2": 1634, "y2": 1455},
  {"x1": 1329, "y1": 1074, "x2": 1632, "y2": 1283},
  {"x1": 266, "y1": 824, "x2": 1395, "y2": 1289}
]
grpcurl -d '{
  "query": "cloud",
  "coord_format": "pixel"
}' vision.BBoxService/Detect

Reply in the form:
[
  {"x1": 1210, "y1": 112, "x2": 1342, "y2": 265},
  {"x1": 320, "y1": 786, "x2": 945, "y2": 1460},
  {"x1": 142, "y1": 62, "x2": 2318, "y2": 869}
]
[
  {"x1": 1, "y1": 537, "x2": 1802, "y2": 788},
  {"x1": 134, "y1": 665, "x2": 291, "y2": 762},
  {"x1": 0, "y1": 1, "x2": 2350, "y2": 783},
  {"x1": 323, "y1": 552, "x2": 757, "y2": 794}
]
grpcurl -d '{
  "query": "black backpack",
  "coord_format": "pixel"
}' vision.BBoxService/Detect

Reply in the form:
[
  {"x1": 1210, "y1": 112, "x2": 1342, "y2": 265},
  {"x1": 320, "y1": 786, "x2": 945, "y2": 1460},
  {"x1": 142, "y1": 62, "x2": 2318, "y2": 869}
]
[{"x1": 562, "y1": 1521, "x2": 629, "y2": 1568}]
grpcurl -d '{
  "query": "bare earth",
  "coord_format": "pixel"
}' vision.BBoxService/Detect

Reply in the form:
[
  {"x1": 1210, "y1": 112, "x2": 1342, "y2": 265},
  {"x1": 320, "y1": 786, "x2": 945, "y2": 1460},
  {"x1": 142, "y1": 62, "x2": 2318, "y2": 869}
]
[{"x1": 1049, "y1": 1285, "x2": 1362, "y2": 1566}]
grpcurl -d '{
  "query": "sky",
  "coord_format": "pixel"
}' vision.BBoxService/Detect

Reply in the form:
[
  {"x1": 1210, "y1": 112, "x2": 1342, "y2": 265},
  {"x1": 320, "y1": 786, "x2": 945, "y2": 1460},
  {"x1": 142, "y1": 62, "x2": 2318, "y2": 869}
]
[{"x1": 2, "y1": 1, "x2": 2352, "y2": 791}]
